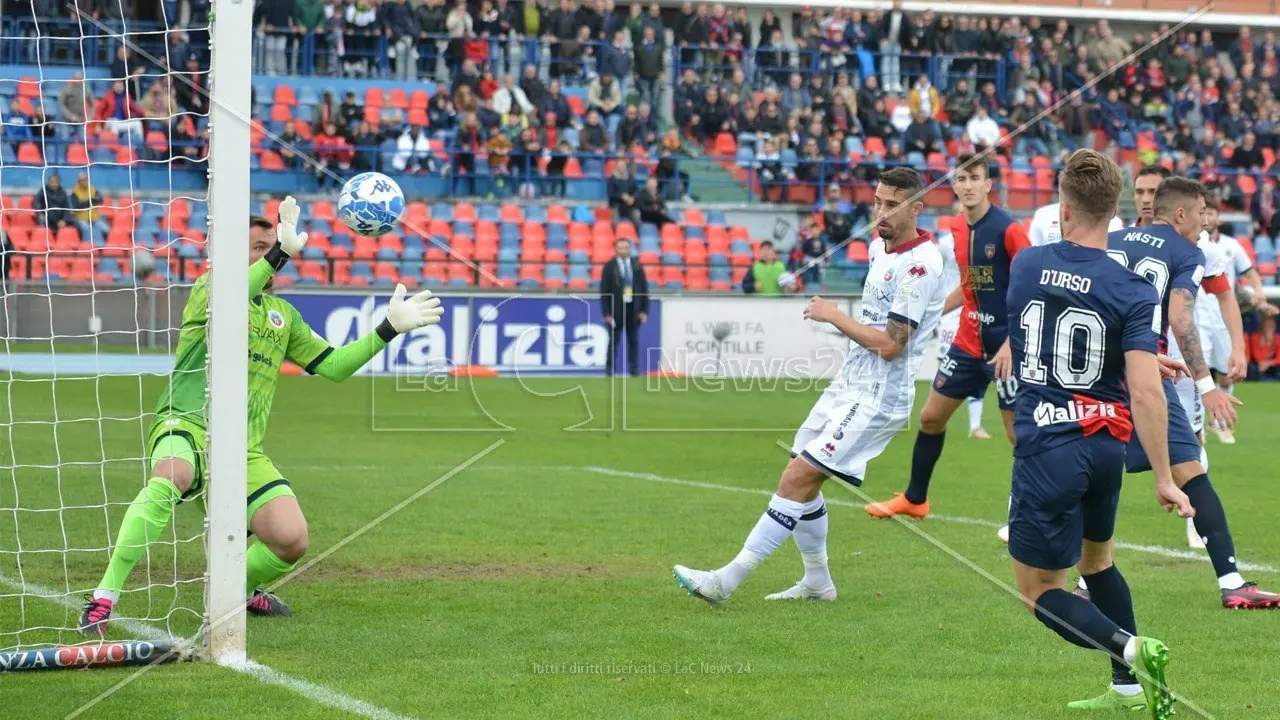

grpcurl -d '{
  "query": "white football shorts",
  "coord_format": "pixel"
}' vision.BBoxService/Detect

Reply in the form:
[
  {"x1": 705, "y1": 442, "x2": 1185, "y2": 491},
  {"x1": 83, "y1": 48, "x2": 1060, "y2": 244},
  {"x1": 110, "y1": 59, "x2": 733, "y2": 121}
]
[
  {"x1": 791, "y1": 386, "x2": 907, "y2": 485},
  {"x1": 1200, "y1": 323, "x2": 1232, "y2": 376},
  {"x1": 936, "y1": 308, "x2": 961, "y2": 362}
]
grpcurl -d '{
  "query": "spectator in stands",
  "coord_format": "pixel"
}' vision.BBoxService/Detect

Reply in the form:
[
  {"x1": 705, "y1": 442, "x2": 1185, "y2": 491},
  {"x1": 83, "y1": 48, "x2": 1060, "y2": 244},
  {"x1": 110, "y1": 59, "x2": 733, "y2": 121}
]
[
  {"x1": 905, "y1": 110, "x2": 941, "y2": 156},
  {"x1": 56, "y1": 72, "x2": 92, "y2": 140},
  {"x1": 856, "y1": 75, "x2": 883, "y2": 121},
  {"x1": 880, "y1": 0, "x2": 909, "y2": 93},
  {"x1": 1010, "y1": 94, "x2": 1051, "y2": 157},
  {"x1": 313, "y1": 121, "x2": 353, "y2": 188},
  {"x1": 450, "y1": 113, "x2": 485, "y2": 195},
  {"x1": 755, "y1": 99, "x2": 785, "y2": 137},
  {"x1": 556, "y1": 25, "x2": 594, "y2": 80},
  {"x1": 742, "y1": 240, "x2": 791, "y2": 295},
  {"x1": 580, "y1": 110, "x2": 609, "y2": 154},
  {"x1": 6, "y1": 101, "x2": 35, "y2": 153},
  {"x1": 1057, "y1": 93, "x2": 1093, "y2": 150},
  {"x1": 817, "y1": 184, "x2": 862, "y2": 244},
  {"x1": 338, "y1": 91, "x2": 363, "y2": 132},
  {"x1": 382, "y1": 0, "x2": 419, "y2": 81},
  {"x1": 601, "y1": 30, "x2": 632, "y2": 88},
  {"x1": 538, "y1": 79, "x2": 572, "y2": 129},
  {"x1": 34, "y1": 174, "x2": 71, "y2": 232},
  {"x1": 544, "y1": 139, "x2": 572, "y2": 196},
  {"x1": 862, "y1": 97, "x2": 894, "y2": 140},
  {"x1": 414, "y1": 0, "x2": 446, "y2": 76},
  {"x1": 757, "y1": 29, "x2": 791, "y2": 89},
  {"x1": 445, "y1": 0, "x2": 473, "y2": 71},
  {"x1": 477, "y1": 96, "x2": 502, "y2": 134},
  {"x1": 254, "y1": 0, "x2": 295, "y2": 77},
  {"x1": 674, "y1": 68, "x2": 702, "y2": 127},
  {"x1": 965, "y1": 104, "x2": 999, "y2": 151},
  {"x1": 516, "y1": 67, "x2": 546, "y2": 113},
  {"x1": 1254, "y1": 177, "x2": 1280, "y2": 241},
  {"x1": 607, "y1": 159, "x2": 640, "y2": 223},
  {"x1": 1231, "y1": 131, "x2": 1266, "y2": 171},
  {"x1": 277, "y1": 120, "x2": 302, "y2": 169},
  {"x1": 635, "y1": 176, "x2": 673, "y2": 226},
  {"x1": 635, "y1": 101, "x2": 658, "y2": 147},
  {"x1": 68, "y1": 173, "x2": 105, "y2": 243},
  {"x1": 294, "y1": 0, "x2": 327, "y2": 73},
  {"x1": 795, "y1": 219, "x2": 826, "y2": 290},
  {"x1": 794, "y1": 137, "x2": 824, "y2": 187},
  {"x1": 633, "y1": 25, "x2": 663, "y2": 107},
  {"x1": 615, "y1": 103, "x2": 644, "y2": 150},
  {"x1": 350, "y1": 120, "x2": 379, "y2": 171},
  {"x1": 588, "y1": 72, "x2": 623, "y2": 118},
  {"x1": 493, "y1": 76, "x2": 534, "y2": 117},
  {"x1": 1248, "y1": 314, "x2": 1280, "y2": 381},
  {"x1": 693, "y1": 85, "x2": 730, "y2": 142},
  {"x1": 781, "y1": 73, "x2": 812, "y2": 117},
  {"x1": 510, "y1": 126, "x2": 544, "y2": 197},
  {"x1": 93, "y1": 81, "x2": 145, "y2": 143},
  {"x1": 600, "y1": 237, "x2": 649, "y2": 377},
  {"x1": 944, "y1": 77, "x2": 976, "y2": 130},
  {"x1": 453, "y1": 83, "x2": 479, "y2": 117},
  {"x1": 674, "y1": 1, "x2": 706, "y2": 69},
  {"x1": 311, "y1": 89, "x2": 340, "y2": 128},
  {"x1": 908, "y1": 74, "x2": 940, "y2": 121},
  {"x1": 755, "y1": 138, "x2": 787, "y2": 200},
  {"x1": 141, "y1": 80, "x2": 176, "y2": 123}
]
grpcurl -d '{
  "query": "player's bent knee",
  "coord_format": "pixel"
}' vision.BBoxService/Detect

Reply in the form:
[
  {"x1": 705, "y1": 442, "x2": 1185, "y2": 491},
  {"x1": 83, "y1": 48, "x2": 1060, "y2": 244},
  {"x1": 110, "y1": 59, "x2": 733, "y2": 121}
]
[
  {"x1": 1172, "y1": 461, "x2": 1204, "y2": 487},
  {"x1": 267, "y1": 524, "x2": 309, "y2": 564},
  {"x1": 151, "y1": 458, "x2": 195, "y2": 494}
]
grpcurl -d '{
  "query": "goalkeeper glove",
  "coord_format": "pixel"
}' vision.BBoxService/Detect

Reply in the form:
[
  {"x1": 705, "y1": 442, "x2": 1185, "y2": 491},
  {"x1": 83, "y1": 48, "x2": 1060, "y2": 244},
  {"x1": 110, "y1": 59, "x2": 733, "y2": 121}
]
[
  {"x1": 263, "y1": 195, "x2": 309, "y2": 270},
  {"x1": 375, "y1": 284, "x2": 445, "y2": 341}
]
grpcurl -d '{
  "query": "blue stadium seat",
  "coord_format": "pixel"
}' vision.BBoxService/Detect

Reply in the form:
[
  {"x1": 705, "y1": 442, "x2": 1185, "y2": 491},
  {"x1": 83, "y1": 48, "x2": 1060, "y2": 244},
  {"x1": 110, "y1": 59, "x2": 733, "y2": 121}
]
[
  {"x1": 91, "y1": 148, "x2": 114, "y2": 163},
  {"x1": 498, "y1": 246, "x2": 520, "y2": 262},
  {"x1": 735, "y1": 147, "x2": 754, "y2": 167},
  {"x1": 906, "y1": 151, "x2": 926, "y2": 169},
  {"x1": 350, "y1": 261, "x2": 373, "y2": 277},
  {"x1": 780, "y1": 149, "x2": 798, "y2": 171},
  {"x1": 452, "y1": 221, "x2": 474, "y2": 237},
  {"x1": 298, "y1": 86, "x2": 320, "y2": 106},
  {"x1": 431, "y1": 203, "x2": 453, "y2": 221},
  {"x1": 546, "y1": 265, "x2": 568, "y2": 280},
  {"x1": 845, "y1": 136, "x2": 864, "y2": 155},
  {"x1": 302, "y1": 246, "x2": 326, "y2": 261},
  {"x1": 546, "y1": 233, "x2": 568, "y2": 251},
  {"x1": 639, "y1": 223, "x2": 660, "y2": 243},
  {"x1": 706, "y1": 210, "x2": 727, "y2": 226},
  {"x1": 330, "y1": 234, "x2": 354, "y2": 251},
  {"x1": 568, "y1": 264, "x2": 590, "y2": 279},
  {"x1": 402, "y1": 260, "x2": 424, "y2": 277},
  {"x1": 446, "y1": 276, "x2": 469, "y2": 288},
  {"x1": 730, "y1": 239, "x2": 751, "y2": 255},
  {"x1": 708, "y1": 253, "x2": 729, "y2": 267},
  {"x1": 568, "y1": 250, "x2": 590, "y2": 264},
  {"x1": 477, "y1": 204, "x2": 500, "y2": 221},
  {"x1": 664, "y1": 280, "x2": 684, "y2": 290},
  {"x1": 1011, "y1": 154, "x2": 1031, "y2": 173},
  {"x1": 685, "y1": 226, "x2": 704, "y2": 240},
  {"x1": 98, "y1": 258, "x2": 122, "y2": 276},
  {"x1": 375, "y1": 248, "x2": 398, "y2": 261},
  {"x1": 661, "y1": 252, "x2": 682, "y2": 265},
  {"x1": 499, "y1": 222, "x2": 521, "y2": 242},
  {"x1": 402, "y1": 236, "x2": 425, "y2": 255},
  {"x1": 497, "y1": 261, "x2": 519, "y2": 279},
  {"x1": 571, "y1": 206, "x2": 594, "y2": 224},
  {"x1": 561, "y1": 127, "x2": 580, "y2": 148},
  {"x1": 1255, "y1": 234, "x2": 1275, "y2": 260},
  {"x1": 582, "y1": 158, "x2": 605, "y2": 177},
  {"x1": 546, "y1": 223, "x2": 568, "y2": 243},
  {"x1": 524, "y1": 205, "x2": 547, "y2": 223}
]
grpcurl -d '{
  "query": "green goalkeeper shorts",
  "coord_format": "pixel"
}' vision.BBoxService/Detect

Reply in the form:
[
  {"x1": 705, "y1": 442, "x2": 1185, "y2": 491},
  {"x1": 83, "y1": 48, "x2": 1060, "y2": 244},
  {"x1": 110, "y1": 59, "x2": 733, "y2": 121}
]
[{"x1": 147, "y1": 414, "x2": 296, "y2": 523}]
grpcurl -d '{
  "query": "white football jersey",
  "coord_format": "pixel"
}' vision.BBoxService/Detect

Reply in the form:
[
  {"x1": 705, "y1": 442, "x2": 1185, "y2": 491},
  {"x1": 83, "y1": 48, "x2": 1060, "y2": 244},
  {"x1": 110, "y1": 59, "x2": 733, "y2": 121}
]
[
  {"x1": 848, "y1": 234, "x2": 945, "y2": 415},
  {"x1": 1028, "y1": 203, "x2": 1124, "y2": 246},
  {"x1": 1194, "y1": 232, "x2": 1244, "y2": 330}
]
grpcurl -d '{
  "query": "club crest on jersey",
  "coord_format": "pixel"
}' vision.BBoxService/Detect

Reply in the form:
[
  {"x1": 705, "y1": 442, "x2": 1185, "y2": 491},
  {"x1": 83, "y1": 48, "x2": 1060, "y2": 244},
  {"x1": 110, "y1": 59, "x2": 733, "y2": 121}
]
[
  {"x1": 267, "y1": 309, "x2": 286, "y2": 329},
  {"x1": 883, "y1": 268, "x2": 894, "y2": 283},
  {"x1": 983, "y1": 243, "x2": 996, "y2": 259}
]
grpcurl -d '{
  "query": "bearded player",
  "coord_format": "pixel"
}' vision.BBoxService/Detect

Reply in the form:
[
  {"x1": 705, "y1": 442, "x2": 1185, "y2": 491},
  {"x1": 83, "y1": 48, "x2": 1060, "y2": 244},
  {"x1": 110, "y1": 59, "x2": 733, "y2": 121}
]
[
  {"x1": 81, "y1": 199, "x2": 443, "y2": 635},
  {"x1": 671, "y1": 168, "x2": 945, "y2": 604},
  {"x1": 865, "y1": 154, "x2": 1029, "y2": 531}
]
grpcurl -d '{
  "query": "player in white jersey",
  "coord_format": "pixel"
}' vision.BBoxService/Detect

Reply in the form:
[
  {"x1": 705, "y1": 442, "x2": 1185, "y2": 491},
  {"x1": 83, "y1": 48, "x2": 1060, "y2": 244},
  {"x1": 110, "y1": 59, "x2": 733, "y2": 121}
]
[
  {"x1": 1027, "y1": 202, "x2": 1124, "y2": 246},
  {"x1": 934, "y1": 217, "x2": 991, "y2": 438},
  {"x1": 672, "y1": 168, "x2": 945, "y2": 605},
  {"x1": 1195, "y1": 198, "x2": 1277, "y2": 444}
]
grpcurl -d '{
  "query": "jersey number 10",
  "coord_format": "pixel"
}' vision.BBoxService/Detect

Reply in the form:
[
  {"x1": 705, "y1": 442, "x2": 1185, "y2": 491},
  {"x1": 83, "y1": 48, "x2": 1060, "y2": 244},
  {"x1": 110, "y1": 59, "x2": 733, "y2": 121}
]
[{"x1": 1018, "y1": 301, "x2": 1106, "y2": 390}]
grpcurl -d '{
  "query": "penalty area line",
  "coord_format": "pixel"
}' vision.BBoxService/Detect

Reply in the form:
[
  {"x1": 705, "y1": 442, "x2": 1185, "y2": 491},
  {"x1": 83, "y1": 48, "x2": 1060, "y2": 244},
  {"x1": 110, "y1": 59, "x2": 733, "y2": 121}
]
[
  {"x1": 0, "y1": 572, "x2": 417, "y2": 720},
  {"x1": 572, "y1": 465, "x2": 1280, "y2": 574}
]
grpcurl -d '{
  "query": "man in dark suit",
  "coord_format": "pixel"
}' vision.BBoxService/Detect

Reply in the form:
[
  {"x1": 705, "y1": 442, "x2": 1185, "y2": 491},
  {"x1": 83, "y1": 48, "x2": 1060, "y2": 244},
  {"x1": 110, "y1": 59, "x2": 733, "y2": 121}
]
[{"x1": 600, "y1": 238, "x2": 650, "y2": 376}]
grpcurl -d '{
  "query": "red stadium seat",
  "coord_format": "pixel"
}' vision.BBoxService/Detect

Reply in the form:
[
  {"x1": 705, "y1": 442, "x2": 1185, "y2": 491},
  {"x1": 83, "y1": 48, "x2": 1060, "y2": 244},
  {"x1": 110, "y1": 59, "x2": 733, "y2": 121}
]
[
  {"x1": 409, "y1": 90, "x2": 430, "y2": 109},
  {"x1": 728, "y1": 226, "x2": 750, "y2": 242},
  {"x1": 54, "y1": 226, "x2": 82, "y2": 251},
  {"x1": 259, "y1": 151, "x2": 286, "y2": 170},
  {"x1": 500, "y1": 204, "x2": 523, "y2": 223},
  {"x1": 115, "y1": 146, "x2": 138, "y2": 164},
  {"x1": 270, "y1": 103, "x2": 293, "y2": 122},
  {"x1": 518, "y1": 264, "x2": 543, "y2": 283},
  {"x1": 847, "y1": 241, "x2": 869, "y2": 263},
  {"x1": 353, "y1": 237, "x2": 378, "y2": 260},
  {"x1": 27, "y1": 227, "x2": 53, "y2": 252},
  {"x1": 407, "y1": 108, "x2": 428, "y2": 126},
  {"x1": 17, "y1": 77, "x2": 40, "y2": 97},
  {"x1": 423, "y1": 261, "x2": 448, "y2": 283},
  {"x1": 388, "y1": 89, "x2": 409, "y2": 109},
  {"x1": 568, "y1": 222, "x2": 590, "y2": 244},
  {"x1": 660, "y1": 224, "x2": 683, "y2": 243},
  {"x1": 473, "y1": 241, "x2": 498, "y2": 262},
  {"x1": 713, "y1": 133, "x2": 737, "y2": 156},
  {"x1": 521, "y1": 222, "x2": 546, "y2": 243},
  {"x1": 66, "y1": 143, "x2": 89, "y2": 166},
  {"x1": 567, "y1": 95, "x2": 586, "y2": 117},
  {"x1": 453, "y1": 203, "x2": 477, "y2": 222},
  {"x1": 16, "y1": 143, "x2": 42, "y2": 165},
  {"x1": 682, "y1": 208, "x2": 706, "y2": 228},
  {"x1": 475, "y1": 221, "x2": 499, "y2": 242},
  {"x1": 364, "y1": 88, "x2": 384, "y2": 108},
  {"x1": 273, "y1": 85, "x2": 296, "y2": 106},
  {"x1": 146, "y1": 131, "x2": 168, "y2": 153},
  {"x1": 547, "y1": 205, "x2": 569, "y2": 224},
  {"x1": 311, "y1": 200, "x2": 335, "y2": 221},
  {"x1": 591, "y1": 222, "x2": 615, "y2": 244},
  {"x1": 378, "y1": 233, "x2": 403, "y2": 252},
  {"x1": 568, "y1": 277, "x2": 590, "y2": 290},
  {"x1": 615, "y1": 222, "x2": 637, "y2": 241}
]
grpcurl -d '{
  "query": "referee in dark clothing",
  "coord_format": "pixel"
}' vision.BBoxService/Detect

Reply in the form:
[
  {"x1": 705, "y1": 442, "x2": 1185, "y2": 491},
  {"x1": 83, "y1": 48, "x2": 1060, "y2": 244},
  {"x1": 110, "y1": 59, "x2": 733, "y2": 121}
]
[{"x1": 600, "y1": 238, "x2": 650, "y2": 376}]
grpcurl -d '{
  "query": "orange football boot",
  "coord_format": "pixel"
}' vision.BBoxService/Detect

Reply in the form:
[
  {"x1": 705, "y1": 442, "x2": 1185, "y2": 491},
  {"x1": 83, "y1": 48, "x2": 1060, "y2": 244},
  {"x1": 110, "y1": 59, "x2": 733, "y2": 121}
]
[{"x1": 864, "y1": 493, "x2": 930, "y2": 519}]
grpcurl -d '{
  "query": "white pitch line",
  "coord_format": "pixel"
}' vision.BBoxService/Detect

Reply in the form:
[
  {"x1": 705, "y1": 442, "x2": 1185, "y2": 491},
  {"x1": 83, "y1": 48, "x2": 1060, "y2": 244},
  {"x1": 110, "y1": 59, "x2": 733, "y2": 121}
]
[
  {"x1": 574, "y1": 465, "x2": 1280, "y2": 574},
  {"x1": 0, "y1": 572, "x2": 416, "y2": 720}
]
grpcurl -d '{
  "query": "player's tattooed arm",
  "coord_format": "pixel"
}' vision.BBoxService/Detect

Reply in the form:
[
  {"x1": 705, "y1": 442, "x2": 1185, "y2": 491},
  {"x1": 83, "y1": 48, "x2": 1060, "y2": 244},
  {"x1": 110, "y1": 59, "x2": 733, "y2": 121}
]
[
  {"x1": 884, "y1": 317, "x2": 914, "y2": 358},
  {"x1": 1169, "y1": 287, "x2": 1210, "y2": 381},
  {"x1": 804, "y1": 297, "x2": 915, "y2": 361}
]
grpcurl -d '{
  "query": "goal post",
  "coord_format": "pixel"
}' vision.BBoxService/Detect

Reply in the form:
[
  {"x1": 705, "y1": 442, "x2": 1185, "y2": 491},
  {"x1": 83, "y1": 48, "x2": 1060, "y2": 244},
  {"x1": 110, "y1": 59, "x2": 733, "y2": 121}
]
[{"x1": 204, "y1": 0, "x2": 254, "y2": 665}]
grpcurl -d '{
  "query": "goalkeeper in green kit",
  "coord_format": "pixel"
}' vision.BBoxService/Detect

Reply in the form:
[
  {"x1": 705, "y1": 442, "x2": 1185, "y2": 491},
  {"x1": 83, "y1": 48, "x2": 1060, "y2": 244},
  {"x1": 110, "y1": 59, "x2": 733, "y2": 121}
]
[{"x1": 81, "y1": 197, "x2": 442, "y2": 635}]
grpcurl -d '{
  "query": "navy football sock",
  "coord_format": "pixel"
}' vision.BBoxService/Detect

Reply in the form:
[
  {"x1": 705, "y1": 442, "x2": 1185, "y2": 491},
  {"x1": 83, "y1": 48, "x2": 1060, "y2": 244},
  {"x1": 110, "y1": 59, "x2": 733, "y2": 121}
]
[
  {"x1": 904, "y1": 430, "x2": 946, "y2": 504},
  {"x1": 1034, "y1": 588, "x2": 1131, "y2": 659},
  {"x1": 1083, "y1": 565, "x2": 1137, "y2": 686},
  {"x1": 1182, "y1": 474, "x2": 1239, "y2": 578}
]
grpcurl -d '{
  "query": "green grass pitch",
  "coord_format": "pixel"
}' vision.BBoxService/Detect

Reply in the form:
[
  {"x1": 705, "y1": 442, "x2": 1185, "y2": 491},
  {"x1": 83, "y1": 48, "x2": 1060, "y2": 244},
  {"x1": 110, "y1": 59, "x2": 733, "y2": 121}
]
[{"x1": 2, "y1": 373, "x2": 1279, "y2": 719}]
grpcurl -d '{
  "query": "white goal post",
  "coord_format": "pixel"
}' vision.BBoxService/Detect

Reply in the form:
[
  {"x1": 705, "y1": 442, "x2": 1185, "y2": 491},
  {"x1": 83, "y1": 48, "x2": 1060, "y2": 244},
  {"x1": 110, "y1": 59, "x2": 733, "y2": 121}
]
[{"x1": 204, "y1": 0, "x2": 253, "y2": 665}]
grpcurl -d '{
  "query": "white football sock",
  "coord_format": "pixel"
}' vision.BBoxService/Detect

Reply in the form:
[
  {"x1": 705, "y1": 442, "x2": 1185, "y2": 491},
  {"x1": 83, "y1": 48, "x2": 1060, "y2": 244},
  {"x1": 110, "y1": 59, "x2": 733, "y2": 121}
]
[
  {"x1": 1112, "y1": 683, "x2": 1143, "y2": 696},
  {"x1": 718, "y1": 494, "x2": 804, "y2": 594},
  {"x1": 967, "y1": 397, "x2": 985, "y2": 432},
  {"x1": 1218, "y1": 572, "x2": 1245, "y2": 591},
  {"x1": 92, "y1": 588, "x2": 119, "y2": 603},
  {"x1": 1122, "y1": 635, "x2": 1138, "y2": 665},
  {"x1": 793, "y1": 494, "x2": 832, "y2": 589}
]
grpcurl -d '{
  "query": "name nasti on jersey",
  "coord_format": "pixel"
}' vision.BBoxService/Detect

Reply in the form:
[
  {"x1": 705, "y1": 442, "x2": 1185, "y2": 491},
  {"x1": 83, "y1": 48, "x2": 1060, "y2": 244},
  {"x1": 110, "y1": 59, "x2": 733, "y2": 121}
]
[
  {"x1": 1028, "y1": 203, "x2": 1125, "y2": 246},
  {"x1": 1106, "y1": 224, "x2": 1229, "y2": 351},
  {"x1": 849, "y1": 230, "x2": 945, "y2": 414},
  {"x1": 1008, "y1": 243, "x2": 1162, "y2": 455}
]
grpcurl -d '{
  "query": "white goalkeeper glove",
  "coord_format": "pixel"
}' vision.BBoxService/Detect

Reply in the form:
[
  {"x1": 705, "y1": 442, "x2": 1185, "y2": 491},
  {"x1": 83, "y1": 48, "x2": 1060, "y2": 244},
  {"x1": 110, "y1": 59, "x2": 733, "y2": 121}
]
[
  {"x1": 376, "y1": 284, "x2": 444, "y2": 341},
  {"x1": 275, "y1": 196, "x2": 309, "y2": 256}
]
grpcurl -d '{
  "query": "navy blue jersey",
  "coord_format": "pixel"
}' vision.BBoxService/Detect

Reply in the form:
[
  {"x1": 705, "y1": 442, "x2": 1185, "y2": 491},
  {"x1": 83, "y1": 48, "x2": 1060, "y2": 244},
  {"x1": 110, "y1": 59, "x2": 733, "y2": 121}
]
[
  {"x1": 1007, "y1": 242, "x2": 1162, "y2": 456},
  {"x1": 953, "y1": 205, "x2": 1031, "y2": 359},
  {"x1": 1105, "y1": 223, "x2": 1207, "y2": 351}
]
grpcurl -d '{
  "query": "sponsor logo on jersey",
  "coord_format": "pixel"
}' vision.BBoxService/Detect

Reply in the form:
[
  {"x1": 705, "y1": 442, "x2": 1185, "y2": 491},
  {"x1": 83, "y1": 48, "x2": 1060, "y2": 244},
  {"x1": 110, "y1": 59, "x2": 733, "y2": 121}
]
[
  {"x1": 975, "y1": 311, "x2": 995, "y2": 325},
  {"x1": 267, "y1": 309, "x2": 286, "y2": 329},
  {"x1": 937, "y1": 355, "x2": 957, "y2": 376},
  {"x1": 907, "y1": 263, "x2": 927, "y2": 278},
  {"x1": 832, "y1": 402, "x2": 862, "y2": 440},
  {"x1": 1032, "y1": 399, "x2": 1120, "y2": 427},
  {"x1": 821, "y1": 442, "x2": 836, "y2": 456}
]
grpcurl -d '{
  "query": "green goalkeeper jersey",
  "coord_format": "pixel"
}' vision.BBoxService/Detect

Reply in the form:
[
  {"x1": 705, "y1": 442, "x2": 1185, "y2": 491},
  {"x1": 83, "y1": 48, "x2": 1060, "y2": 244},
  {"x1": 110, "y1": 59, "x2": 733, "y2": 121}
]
[{"x1": 154, "y1": 273, "x2": 332, "y2": 452}]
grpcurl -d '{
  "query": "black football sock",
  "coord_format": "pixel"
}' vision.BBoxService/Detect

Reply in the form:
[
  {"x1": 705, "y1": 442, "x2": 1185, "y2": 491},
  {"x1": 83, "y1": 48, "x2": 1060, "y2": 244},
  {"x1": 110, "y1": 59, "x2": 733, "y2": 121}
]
[
  {"x1": 1182, "y1": 474, "x2": 1240, "y2": 582},
  {"x1": 903, "y1": 430, "x2": 946, "y2": 504},
  {"x1": 1034, "y1": 588, "x2": 1131, "y2": 659},
  {"x1": 1082, "y1": 565, "x2": 1137, "y2": 686}
]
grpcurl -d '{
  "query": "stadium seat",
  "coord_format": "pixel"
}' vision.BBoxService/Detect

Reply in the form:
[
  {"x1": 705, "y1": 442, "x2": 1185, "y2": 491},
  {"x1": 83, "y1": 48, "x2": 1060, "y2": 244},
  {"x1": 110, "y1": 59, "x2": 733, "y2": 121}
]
[
  {"x1": 547, "y1": 205, "x2": 570, "y2": 224},
  {"x1": 713, "y1": 133, "x2": 737, "y2": 156},
  {"x1": 364, "y1": 87, "x2": 384, "y2": 108},
  {"x1": 409, "y1": 90, "x2": 429, "y2": 109},
  {"x1": 16, "y1": 143, "x2": 42, "y2": 165},
  {"x1": 67, "y1": 143, "x2": 89, "y2": 166},
  {"x1": 453, "y1": 202, "x2": 477, "y2": 223}
]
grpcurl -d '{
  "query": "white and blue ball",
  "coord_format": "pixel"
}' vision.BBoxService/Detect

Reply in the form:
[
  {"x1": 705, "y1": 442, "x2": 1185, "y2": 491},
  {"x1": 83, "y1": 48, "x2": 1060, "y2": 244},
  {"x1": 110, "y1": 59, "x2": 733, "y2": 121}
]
[{"x1": 336, "y1": 172, "x2": 405, "y2": 237}]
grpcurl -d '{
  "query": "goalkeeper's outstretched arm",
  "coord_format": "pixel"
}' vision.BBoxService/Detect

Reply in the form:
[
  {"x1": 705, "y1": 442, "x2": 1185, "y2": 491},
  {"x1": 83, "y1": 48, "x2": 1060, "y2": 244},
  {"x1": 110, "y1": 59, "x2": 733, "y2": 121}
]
[{"x1": 306, "y1": 283, "x2": 445, "y2": 382}]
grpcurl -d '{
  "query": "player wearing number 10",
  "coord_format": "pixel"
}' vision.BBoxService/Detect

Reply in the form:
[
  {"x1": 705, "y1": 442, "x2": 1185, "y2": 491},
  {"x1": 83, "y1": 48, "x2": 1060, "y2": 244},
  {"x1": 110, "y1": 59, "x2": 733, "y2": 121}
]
[
  {"x1": 80, "y1": 198, "x2": 444, "y2": 636},
  {"x1": 1006, "y1": 150, "x2": 1190, "y2": 720}
]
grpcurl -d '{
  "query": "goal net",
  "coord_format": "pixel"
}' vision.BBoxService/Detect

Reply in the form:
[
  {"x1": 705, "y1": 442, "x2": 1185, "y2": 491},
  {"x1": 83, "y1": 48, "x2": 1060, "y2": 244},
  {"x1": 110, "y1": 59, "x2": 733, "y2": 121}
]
[{"x1": 0, "y1": 0, "x2": 250, "y2": 667}]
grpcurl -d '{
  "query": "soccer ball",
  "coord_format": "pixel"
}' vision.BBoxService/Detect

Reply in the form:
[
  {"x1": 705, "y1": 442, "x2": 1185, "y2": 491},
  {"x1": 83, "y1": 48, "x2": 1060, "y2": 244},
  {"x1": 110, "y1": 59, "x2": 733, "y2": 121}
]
[{"x1": 336, "y1": 172, "x2": 406, "y2": 237}]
